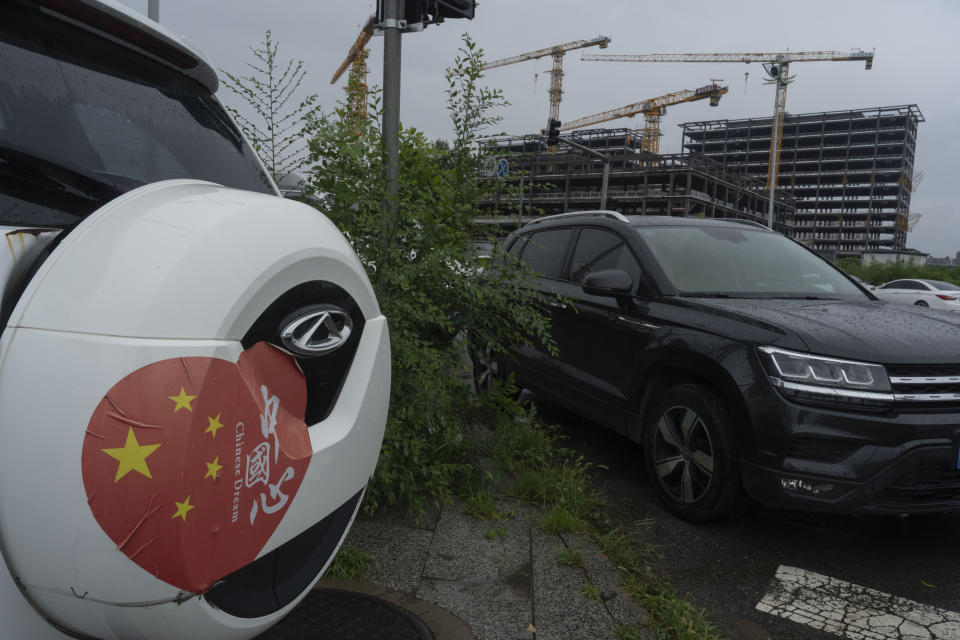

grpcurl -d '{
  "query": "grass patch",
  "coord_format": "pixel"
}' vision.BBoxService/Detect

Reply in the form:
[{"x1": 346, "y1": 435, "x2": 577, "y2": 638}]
[
  {"x1": 582, "y1": 583, "x2": 603, "y2": 602},
  {"x1": 455, "y1": 380, "x2": 728, "y2": 639},
  {"x1": 539, "y1": 505, "x2": 587, "y2": 535},
  {"x1": 593, "y1": 530, "x2": 726, "y2": 640},
  {"x1": 462, "y1": 489, "x2": 511, "y2": 521},
  {"x1": 326, "y1": 546, "x2": 375, "y2": 580},
  {"x1": 509, "y1": 457, "x2": 602, "y2": 522},
  {"x1": 556, "y1": 548, "x2": 586, "y2": 569},
  {"x1": 615, "y1": 624, "x2": 647, "y2": 640},
  {"x1": 484, "y1": 525, "x2": 508, "y2": 540},
  {"x1": 624, "y1": 576, "x2": 726, "y2": 640}
]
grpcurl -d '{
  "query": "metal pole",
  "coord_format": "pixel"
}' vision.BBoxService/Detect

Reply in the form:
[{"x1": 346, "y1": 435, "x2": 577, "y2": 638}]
[
  {"x1": 381, "y1": 0, "x2": 402, "y2": 262},
  {"x1": 600, "y1": 161, "x2": 610, "y2": 209},
  {"x1": 553, "y1": 134, "x2": 613, "y2": 210},
  {"x1": 766, "y1": 94, "x2": 780, "y2": 229},
  {"x1": 518, "y1": 176, "x2": 524, "y2": 227},
  {"x1": 766, "y1": 61, "x2": 789, "y2": 229},
  {"x1": 148, "y1": 0, "x2": 159, "y2": 21}
]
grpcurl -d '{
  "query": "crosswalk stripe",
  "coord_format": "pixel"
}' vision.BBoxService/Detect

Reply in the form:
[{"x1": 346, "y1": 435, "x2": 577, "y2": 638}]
[{"x1": 757, "y1": 565, "x2": 960, "y2": 639}]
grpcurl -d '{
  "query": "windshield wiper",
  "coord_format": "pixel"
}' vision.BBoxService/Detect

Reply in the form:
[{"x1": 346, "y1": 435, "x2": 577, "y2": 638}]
[
  {"x1": 767, "y1": 295, "x2": 840, "y2": 300},
  {"x1": 0, "y1": 144, "x2": 133, "y2": 202},
  {"x1": 678, "y1": 292, "x2": 733, "y2": 298}
]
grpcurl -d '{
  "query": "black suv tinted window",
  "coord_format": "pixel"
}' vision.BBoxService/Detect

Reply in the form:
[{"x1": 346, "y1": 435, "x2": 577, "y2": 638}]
[
  {"x1": 521, "y1": 229, "x2": 573, "y2": 279},
  {"x1": 635, "y1": 225, "x2": 865, "y2": 299},
  {"x1": 570, "y1": 228, "x2": 642, "y2": 290}
]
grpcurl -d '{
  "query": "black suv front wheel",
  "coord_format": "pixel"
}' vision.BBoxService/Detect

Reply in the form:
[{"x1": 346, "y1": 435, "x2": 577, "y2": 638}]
[{"x1": 644, "y1": 383, "x2": 745, "y2": 522}]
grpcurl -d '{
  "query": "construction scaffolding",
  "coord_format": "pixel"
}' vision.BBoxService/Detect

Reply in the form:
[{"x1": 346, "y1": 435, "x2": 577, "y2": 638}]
[
  {"x1": 680, "y1": 105, "x2": 923, "y2": 258},
  {"x1": 478, "y1": 129, "x2": 795, "y2": 231}
]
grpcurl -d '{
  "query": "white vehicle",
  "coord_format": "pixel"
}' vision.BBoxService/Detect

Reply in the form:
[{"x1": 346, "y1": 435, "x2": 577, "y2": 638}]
[
  {"x1": 871, "y1": 278, "x2": 960, "y2": 311},
  {"x1": 0, "y1": 1, "x2": 389, "y2": 638}
]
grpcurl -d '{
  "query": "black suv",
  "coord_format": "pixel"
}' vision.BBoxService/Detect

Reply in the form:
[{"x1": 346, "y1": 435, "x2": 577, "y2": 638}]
[{"x1": 501, "y1": 211, "x2": 960, "y2": 522}]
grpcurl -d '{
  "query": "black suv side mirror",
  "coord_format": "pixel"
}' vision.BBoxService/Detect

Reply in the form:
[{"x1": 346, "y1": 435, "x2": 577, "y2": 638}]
[{"x1": 582, "y1": 269, "x2": 633, "y2": 298}]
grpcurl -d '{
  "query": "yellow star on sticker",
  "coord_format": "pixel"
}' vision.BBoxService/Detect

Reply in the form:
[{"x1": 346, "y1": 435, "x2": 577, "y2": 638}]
[
  {"x1": 204, "y1": 456, "x2": 222, "y2": 480},
  {"x1": 102, "y1": 428, "x2": 161, "y2": 483},
  {"x1": 168, "y1": 387, "x2": 197, "y2": 413},
  {"x1": 205, "y1": 413, "x2": 224, "y2": 438},
  {"x1": 172, "y1": 496, "x2": 195, "y2": 521}
]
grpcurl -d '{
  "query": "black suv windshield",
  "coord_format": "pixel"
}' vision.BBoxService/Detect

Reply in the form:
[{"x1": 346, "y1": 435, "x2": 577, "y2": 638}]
[
  {"x1": 634, "y1": 225, "x2": 867, "y2": 300},
  {"x1": 0, "y1": 3, "x2": 272, "y2": 227}
]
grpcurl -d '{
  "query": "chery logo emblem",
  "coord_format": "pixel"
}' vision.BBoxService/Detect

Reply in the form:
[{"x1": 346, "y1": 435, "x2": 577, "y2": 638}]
[{"x1": 279, "y1": 306, "x2": 353, "y2": 357}]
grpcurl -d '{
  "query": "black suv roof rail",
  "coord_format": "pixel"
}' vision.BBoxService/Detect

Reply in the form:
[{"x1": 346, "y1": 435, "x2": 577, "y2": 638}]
[
  {"x1": 522, "y1": 210, "x2": 628, "y2": 229},
  {"x1": 712, "y1": 217, "x2": 770, "y2": 230}
]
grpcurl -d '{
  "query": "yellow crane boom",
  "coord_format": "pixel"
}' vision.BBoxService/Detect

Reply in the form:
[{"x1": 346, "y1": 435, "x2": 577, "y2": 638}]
[
  {"x1": 560, "y1": 83, "x2": 729, "y2": 154},
  {"x1": 482, "y1": 36, "x2": 611, "y2": 124},
  {"x1": 331, "y1": 15, "x2": 376, "y2": 84},
  {"x1": 581, "y1": 49, "x2": 875, "y2": 225},
  {"x1": 582, "y1": 50, "x2": 873, "y2": 68}
]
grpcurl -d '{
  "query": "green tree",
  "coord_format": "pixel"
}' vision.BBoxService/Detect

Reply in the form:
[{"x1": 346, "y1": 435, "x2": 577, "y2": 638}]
[
  {"x1": 307, "y1": 34, "x2": 555, "y2": 514},
  {"x1": 220, "y1": 30, "x2": 323, "y2": 184}
]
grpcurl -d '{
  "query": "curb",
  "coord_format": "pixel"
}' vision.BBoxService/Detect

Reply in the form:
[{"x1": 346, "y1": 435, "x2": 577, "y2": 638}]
[{"x1": 318, "y1": 578, "x2": 476, "y2": 640}]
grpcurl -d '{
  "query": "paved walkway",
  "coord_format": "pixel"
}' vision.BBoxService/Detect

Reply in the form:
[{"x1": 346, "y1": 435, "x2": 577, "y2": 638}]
[{"x1": 321, "y1": 498, "x2": 653, "y2": 640}]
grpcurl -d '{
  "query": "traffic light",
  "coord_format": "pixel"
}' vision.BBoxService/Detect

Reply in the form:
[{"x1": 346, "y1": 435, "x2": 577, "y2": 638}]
[
  {"x1": 396, "y1": 0, "x2": 475, "y2": 26},
  {"x1": 546, "y1": 119, "x2": 561, "y2": 146},
  {"x1": 432, "y1": 0, "x2": 475, "y2": 20}
]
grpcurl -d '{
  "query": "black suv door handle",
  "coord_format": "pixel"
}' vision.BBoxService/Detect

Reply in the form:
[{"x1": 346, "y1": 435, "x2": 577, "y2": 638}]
[{"x1": 617, "y1": 315, "x2": 659, "y2": 331}]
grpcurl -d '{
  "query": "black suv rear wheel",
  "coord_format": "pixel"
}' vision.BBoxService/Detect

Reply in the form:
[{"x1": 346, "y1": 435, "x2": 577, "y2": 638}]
[{"x1": 644, "y1": 383, "x2": 745, "y2": 522}]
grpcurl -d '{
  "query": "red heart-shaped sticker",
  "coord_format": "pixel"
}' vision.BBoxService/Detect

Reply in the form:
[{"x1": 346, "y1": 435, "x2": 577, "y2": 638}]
[{"x1": 81, "y1": 342, "x2": 311, "y2": 593}]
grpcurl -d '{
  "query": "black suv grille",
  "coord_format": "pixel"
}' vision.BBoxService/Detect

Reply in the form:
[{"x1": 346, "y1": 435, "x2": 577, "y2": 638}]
[
  {"x1": 887, "y1": 364, "x2": 960, "y2": 377},
  {"x1": 887, "y1": 363, "x2": 960, "y2": 410}
]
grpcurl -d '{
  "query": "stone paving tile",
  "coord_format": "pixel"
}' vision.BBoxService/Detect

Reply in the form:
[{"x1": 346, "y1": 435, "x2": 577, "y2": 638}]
[
  {"x1": 418, "y1": 577, "x2": 533, "y2": 640},
  {"x1": 422, "y1": 500, "x2": 532, "y2": 583},
  {"x1": 343, "y1": 518, "x2": 434, "y2": 594},
  {"x1": 531, "y1": 527, "x2": 617, "y2": 640},
  {"x1": 562, "y1": 532, "x2": 651, "y2": 634},
  {"x1": 415, "y1": 500, "x2": 534, "y2": 640}
]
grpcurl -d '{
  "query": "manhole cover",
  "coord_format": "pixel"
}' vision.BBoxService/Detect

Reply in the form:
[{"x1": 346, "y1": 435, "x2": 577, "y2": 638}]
[{"x1": 257, "y1": 588, "x2": 434, "y2": 640}]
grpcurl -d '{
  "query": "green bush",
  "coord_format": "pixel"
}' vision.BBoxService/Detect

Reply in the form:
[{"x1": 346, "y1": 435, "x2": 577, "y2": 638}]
[
  {"x1": 306, "y1": 35, "x2": 554, "y2": 516},
  {"x1": 839, "y1": 258, "x2": 960, "y2": 287}
]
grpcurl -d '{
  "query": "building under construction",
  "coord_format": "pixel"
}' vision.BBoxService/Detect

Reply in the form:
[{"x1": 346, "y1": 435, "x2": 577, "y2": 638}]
[
  {"x1": 680, "y1": 105, "x2": 923, "y2": 258},
  {"x1": 480, "y1": 128, "x2": 795, "y2": 231}
]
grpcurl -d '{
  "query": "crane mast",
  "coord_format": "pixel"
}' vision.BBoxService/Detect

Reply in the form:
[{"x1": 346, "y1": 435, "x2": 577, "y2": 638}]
[
  {"x1": 582, "y1": 49, "x2": 874, "y2": 226},
  {"x1": 560, "y1": 84, "x2": 728, "y2": 155},
  {"x1": 330, "y1": 15, "x2": 376, "y2": 122}
]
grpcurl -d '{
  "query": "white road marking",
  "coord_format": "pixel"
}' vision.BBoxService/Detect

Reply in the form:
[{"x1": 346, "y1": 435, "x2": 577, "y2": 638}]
[{"x1": 756, "y1": 565, "x2": 960, "y2": 640}]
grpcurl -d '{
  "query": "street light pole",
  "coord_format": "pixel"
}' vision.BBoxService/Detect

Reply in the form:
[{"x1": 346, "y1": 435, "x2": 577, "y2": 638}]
[
  {"x1": 381, "y1": 0, "x2": 402, "y2": 262},
  {"x1": 766, "y1": 60, "x2": 790, "y2": 229},
  {"x1": 554, "y1": 135, "x2": 612, "y2": 210},
  {"x1": 148, "y1": 0, "x2": 159, "y2": 21}
]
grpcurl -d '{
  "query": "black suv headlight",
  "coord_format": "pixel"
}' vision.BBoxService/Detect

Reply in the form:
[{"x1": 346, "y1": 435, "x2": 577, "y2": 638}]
[{"x1": 758, "y1": 346, "x2": 893, "y2": 409}]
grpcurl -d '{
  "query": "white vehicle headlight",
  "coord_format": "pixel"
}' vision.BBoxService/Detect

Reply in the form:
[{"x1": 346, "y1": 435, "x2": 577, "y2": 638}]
[{"x1": 758, "y1": 346, "x2": 893, "y2": 408}]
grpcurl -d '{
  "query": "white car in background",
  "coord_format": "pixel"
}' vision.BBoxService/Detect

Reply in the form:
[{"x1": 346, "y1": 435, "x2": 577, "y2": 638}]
[
  {"x1": 871, "y1": 278, "x2": 960, "y2": 311},
  {"x1": 0, "y1": 1, "x2": 389, "y2": 638}
]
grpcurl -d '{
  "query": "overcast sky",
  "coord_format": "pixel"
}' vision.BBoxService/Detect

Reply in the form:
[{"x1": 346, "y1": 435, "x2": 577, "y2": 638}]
[{"x1": 129, "y1": 0, "x2": 957, "y2": 257}]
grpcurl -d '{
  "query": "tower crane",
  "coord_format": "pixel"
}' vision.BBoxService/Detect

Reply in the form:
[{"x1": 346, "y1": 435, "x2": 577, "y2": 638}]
[
  {"x1": 582, "y1": 49, "x2": 875, "y2": 226},
  {"x1": 560, "y1": 83, "x2": 729, "y2": 155},
  {"x1": 482, "y1": 36, "x2": 611, "y2": 128},
  {"x1": 330, "y1": 14, "x2": 376, "y2": 121}
]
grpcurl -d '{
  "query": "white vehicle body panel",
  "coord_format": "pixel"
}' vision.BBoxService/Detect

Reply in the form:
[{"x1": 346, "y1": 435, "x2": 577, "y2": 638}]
[
  {"x1": 0, "y1": 183, "x2": 390, "y2": 638},
  {"x1": 872, "y1": 278, "x2": 960, "y2": 311}
]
